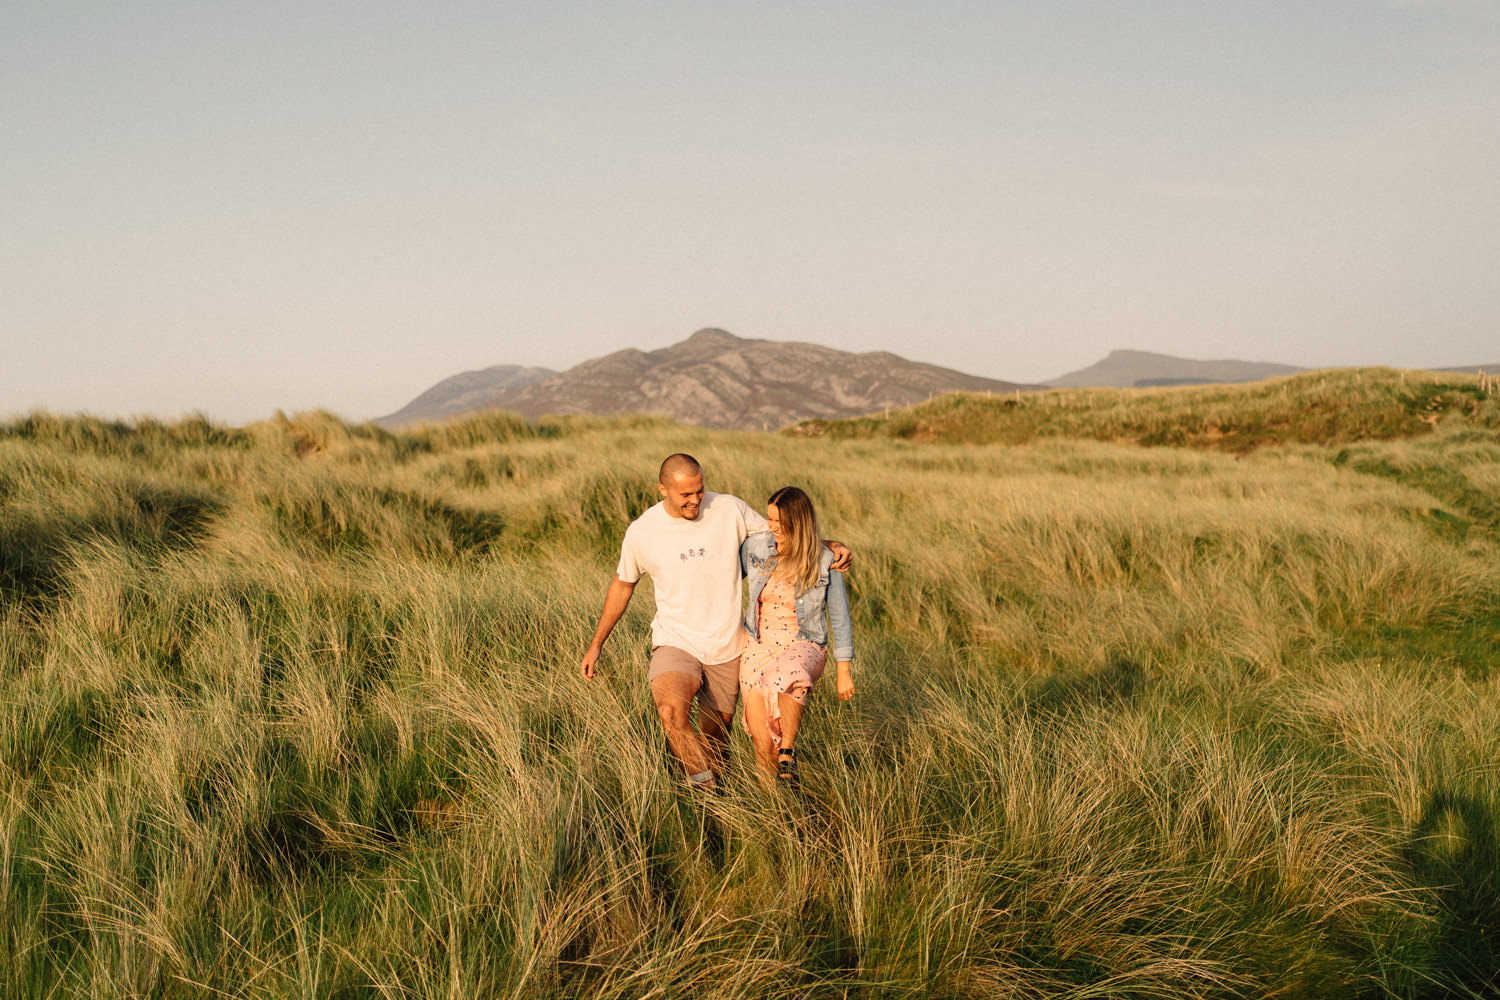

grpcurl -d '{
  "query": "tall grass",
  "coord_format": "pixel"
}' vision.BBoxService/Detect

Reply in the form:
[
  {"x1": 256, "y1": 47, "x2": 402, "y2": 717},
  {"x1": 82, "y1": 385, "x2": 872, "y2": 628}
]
[{"x1": 2, "y1": 389, "x2": 1498, "y2": 998}]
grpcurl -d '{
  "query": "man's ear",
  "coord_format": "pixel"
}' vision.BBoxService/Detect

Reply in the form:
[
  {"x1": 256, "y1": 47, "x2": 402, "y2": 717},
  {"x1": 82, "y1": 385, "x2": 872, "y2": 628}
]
[{"x1": 657, "y1": 483, "x2": 666, "y2": 498}]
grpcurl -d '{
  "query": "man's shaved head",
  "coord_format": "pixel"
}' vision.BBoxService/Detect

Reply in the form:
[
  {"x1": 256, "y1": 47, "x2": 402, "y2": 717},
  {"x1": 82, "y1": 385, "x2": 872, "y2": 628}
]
[{"x1": 659, "y1": 453, "x2": 703, "y2": 486}]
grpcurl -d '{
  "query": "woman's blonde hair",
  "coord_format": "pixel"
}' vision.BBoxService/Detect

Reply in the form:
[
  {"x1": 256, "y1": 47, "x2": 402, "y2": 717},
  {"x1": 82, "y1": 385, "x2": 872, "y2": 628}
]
[{"x1": 767, "y1": 486, "x2": 822, "y2": 595}]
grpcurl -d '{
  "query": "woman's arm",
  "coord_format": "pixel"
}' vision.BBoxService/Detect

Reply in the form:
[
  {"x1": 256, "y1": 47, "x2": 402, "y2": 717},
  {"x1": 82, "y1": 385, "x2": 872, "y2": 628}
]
[{"x1": 826, "y1": 567, "x2": 854, "y2": 663}]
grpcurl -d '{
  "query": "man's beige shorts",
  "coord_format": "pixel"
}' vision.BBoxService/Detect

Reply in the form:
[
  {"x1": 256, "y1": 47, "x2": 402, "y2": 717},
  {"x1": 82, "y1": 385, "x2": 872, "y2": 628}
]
[{"x1": 648, "y1": 646, "x2": 741, "y2": 716}]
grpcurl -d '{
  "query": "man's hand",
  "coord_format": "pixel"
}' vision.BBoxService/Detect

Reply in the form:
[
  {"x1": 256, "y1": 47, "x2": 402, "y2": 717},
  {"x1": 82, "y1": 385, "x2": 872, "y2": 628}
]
[
  {"x1": 836, "y1": 661, "x2": 855, "y2": 700},
  {"x1": 827, "y1": 540, "x2": 852, "y2": 572},
  {"x1": 582, "y1": 576, "x2": 636, "y2": 682},
  {"x1": 581, "y1": 644, "x2": 603, "y2": 681}
]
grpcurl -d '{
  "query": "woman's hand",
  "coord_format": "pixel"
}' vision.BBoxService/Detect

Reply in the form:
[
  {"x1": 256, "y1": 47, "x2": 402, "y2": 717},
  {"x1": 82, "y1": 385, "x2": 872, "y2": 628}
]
[{"x1": 836, "y1": 661, "x2": 855, "y2": 700}]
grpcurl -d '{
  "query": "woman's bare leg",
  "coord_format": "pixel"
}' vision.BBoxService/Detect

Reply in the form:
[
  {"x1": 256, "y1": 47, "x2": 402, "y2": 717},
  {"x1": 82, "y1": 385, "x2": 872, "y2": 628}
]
[
  {"x1": 742, "y1": 688, "x2": 778, "y2": 782},
  {"x1": 777, "y1": 692, "x2": 805, "y2": 751},
  {"x1": 774, "y1": 693, "x2": 806, "y2": 784}
]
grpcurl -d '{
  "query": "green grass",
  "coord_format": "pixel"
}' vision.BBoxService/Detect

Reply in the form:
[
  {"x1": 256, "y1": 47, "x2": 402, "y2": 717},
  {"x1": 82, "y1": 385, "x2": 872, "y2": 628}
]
[{"x1": 2, "y1": 380, "x2": 1499, "y2": 998}]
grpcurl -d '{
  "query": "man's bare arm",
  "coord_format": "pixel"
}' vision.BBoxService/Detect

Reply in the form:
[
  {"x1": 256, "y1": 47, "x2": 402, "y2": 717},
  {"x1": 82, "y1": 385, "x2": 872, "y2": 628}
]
[
  {"x1": 581, "y1": 576, "x2": 637, "y2": 680},
  {"x1": 748, "y1": 525, "x2": 852, "y2": 570}
]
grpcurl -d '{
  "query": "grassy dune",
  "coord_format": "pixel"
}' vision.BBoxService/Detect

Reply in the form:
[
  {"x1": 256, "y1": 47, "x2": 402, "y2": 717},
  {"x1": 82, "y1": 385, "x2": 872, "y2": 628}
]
[
  {"x1": 791, "y1": 366, "x2": 1500, "y2": 452},
  {"x1": 2, "y1": 369, "x2": 1499, "y2": 998}
]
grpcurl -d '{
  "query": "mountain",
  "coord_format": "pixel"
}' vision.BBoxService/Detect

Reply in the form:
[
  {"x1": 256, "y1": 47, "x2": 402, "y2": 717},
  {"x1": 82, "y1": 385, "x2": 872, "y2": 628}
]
[
  {"x1": 1047, "y1": 350, "x2": 1306, "y2": 389},
  {"x1": 377, "y1": 329, "x2": 1045, "y2": 431},
  {"x1": 377, "y1": 365, "x2": 556, "y2": 427},
  {"x1": 1432, "y1": 363, "x2": 1500, "y2": 375}
]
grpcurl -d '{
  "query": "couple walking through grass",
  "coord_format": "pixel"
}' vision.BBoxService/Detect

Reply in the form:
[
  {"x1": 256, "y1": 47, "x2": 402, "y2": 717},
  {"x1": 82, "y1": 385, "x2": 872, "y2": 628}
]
[{"x1": 580, "y1": 453, "x2": 854, "y2": 788}]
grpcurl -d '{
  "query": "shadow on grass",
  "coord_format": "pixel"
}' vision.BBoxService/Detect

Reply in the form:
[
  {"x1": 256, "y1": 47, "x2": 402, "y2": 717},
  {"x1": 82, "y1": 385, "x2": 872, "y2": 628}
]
[
  {"x1": 0, "y1": 483, "x2": 222, "y2": 608},
  {"x1": 1404, "y1": 789, "x2": 1500, "y2": 998},
  {"x1": 1023, "y1": 656, "x2": 1148, "y2": 718},
  {"x1": 1343, "y1": 613, "x2": 1500, "y2": 683}
]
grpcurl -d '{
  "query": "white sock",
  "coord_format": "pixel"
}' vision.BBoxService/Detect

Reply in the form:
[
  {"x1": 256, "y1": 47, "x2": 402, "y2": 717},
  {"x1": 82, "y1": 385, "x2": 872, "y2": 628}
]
[{"x1": 688, "y1": 769, "x2": 716, "y2": 789}]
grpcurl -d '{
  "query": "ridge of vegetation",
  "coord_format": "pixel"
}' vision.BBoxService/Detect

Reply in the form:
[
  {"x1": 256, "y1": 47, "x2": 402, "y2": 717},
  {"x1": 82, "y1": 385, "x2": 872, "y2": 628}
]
[{"x1": 789, "y1": 367, "x2": 1500, "y2": 452}]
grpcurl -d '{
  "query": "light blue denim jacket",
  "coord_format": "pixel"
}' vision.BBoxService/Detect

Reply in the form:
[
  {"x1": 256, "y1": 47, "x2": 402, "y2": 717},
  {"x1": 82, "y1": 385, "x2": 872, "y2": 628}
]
[{"x1": 740, "y1": 531, "x2": 855, "y2": 662}]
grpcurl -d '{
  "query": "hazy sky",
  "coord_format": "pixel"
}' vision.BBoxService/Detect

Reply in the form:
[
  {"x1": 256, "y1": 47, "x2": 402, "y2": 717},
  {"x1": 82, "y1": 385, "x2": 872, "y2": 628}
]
[{"x1": 4, "y1": 2, "x2": 1497, "y2": 425}]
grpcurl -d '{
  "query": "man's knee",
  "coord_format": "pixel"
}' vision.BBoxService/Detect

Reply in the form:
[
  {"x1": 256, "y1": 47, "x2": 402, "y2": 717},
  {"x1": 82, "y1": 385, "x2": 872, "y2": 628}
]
[
  {"x1": 655, "y1": 700, "x2": 691, "y2": 732},
  {"x1": 651, "y1": 673, "x2": 699, "y2": 726},
  {"x1": 698, "y1": 709, "x2": 733, "y2": 736}
]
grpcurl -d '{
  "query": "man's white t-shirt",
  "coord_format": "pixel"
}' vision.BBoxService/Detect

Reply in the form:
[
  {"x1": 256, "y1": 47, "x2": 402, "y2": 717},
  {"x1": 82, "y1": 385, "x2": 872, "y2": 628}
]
[{"x1": 615, "y1": 491, "x2": 769, "y2": 664}]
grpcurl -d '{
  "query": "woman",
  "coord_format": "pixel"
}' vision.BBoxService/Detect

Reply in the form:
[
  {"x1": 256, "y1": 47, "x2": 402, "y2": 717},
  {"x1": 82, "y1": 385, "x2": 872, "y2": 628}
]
[{"x1": 739, "y1": 486, "x2": 855, "y2": 784}]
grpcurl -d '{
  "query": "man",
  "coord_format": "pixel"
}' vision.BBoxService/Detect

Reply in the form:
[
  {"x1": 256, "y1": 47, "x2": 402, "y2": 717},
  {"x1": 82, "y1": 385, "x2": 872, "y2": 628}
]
[{"x1": 581, "y1": 453, "x2": 849, "y2": 791}]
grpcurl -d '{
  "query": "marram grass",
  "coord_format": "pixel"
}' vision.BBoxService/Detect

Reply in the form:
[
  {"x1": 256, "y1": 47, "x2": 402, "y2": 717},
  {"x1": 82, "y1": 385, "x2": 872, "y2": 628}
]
[{"x1": 3, "y1": 378, "x2": 1499, "y2": 998}]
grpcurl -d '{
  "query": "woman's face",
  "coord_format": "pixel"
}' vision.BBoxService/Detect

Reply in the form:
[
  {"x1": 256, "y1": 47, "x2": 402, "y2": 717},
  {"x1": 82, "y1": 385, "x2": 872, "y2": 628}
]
[{"x1": 766, "y1": 503, "x2": 786, "y2": 547}]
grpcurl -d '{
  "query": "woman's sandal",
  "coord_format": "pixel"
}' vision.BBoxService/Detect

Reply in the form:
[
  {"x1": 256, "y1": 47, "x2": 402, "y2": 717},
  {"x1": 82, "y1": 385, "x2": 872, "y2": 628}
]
[{"x1": 776, "y1": 746, "x2": 800, "y2": 786}]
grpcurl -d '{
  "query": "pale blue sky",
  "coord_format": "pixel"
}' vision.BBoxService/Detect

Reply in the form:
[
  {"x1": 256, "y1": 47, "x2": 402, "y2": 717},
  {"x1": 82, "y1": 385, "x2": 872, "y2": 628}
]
[{"x1": 4, "y1": 2, "x2": 1497, "y2": 424}]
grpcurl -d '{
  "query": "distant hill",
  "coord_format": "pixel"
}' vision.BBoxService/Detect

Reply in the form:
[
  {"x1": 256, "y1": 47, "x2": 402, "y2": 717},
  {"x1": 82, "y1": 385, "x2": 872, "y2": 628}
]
[
  {"x1": 378, "y1": 329, "x2": 1046, "y2": 431},
  {"x1": 378, "y1": 365, "x2": 556, "y2": 427},
  {"x1": 1047, "y1": 350, "x2": 1306, "y2": 388},
  {"x1": 1432, "y1": 363, "x2": 1500, "y2": 375},
  {"x1": 791, "y1": 366, "x2": 1500, "y2": 453}
]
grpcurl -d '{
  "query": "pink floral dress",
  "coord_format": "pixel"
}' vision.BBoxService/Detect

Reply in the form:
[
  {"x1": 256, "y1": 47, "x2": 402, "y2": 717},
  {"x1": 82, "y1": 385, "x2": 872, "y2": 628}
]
[{"x1": 740, "y1": 575, "x2": 828, "y2": 739}]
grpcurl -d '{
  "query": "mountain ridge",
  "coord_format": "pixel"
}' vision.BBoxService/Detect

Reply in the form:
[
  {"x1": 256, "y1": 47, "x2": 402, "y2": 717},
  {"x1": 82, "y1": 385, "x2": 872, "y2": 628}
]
[
  {"x1": 378, "y1": 365, "x2": 556, "y2": 427},
  {"x1": 1045, "y1": 349, "x2": 1306, "y2": 389},
  {"x1": 377, "y1": 329, "x2": 1045, "y2": 431}
]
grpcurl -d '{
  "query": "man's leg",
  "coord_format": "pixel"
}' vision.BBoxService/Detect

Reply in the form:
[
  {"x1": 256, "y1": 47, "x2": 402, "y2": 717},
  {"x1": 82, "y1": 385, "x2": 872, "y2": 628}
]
[
  {"x1": 648, "y1": 647, "x2": 718, "y2": 779},
  {"x1": 695, "y1": 656, "x2": 741, "y2": 772},
  {"x1": 697, "y1": 705, "x2": 734, "y2": 767},
  {"x1": 650, "y1": 669, "x2": 714, "y2": 776}
]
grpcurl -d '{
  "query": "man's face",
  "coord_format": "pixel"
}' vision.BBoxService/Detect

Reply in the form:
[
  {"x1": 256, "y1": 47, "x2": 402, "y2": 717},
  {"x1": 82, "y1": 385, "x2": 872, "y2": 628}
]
[{"x1": 659, "y1": 473, "x2": 705, "y2": 519}]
